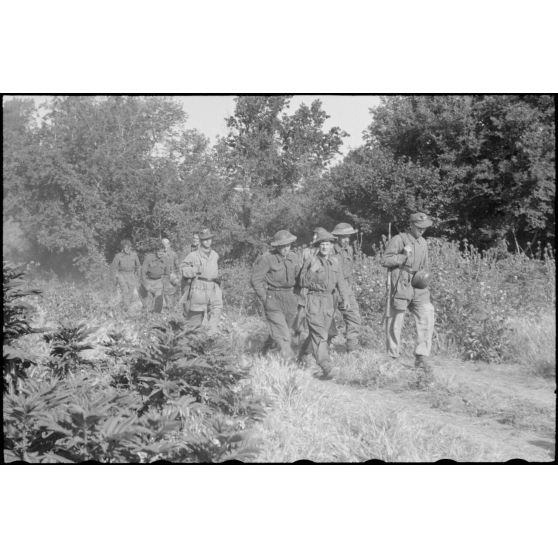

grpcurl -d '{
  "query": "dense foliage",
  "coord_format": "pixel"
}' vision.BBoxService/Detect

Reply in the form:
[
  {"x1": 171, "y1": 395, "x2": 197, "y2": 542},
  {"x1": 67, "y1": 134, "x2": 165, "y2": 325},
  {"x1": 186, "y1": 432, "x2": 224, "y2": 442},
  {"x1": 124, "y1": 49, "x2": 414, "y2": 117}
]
[
  {"x1": 6, "y1": 95, "x2": 552, "y2": 275},
  {"x1": 330, "y1": 95, "x2": 555, "y2": 249},
  {"x1": 3, "y1": 263, "x2": 264, "y2": 463}
]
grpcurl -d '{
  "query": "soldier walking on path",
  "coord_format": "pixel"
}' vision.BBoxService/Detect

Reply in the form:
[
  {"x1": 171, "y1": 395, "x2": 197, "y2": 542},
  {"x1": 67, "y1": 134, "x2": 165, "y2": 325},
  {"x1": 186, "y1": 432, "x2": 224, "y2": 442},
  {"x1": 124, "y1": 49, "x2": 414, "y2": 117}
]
[
  {"x1": 141, "y1": 241, "x2": 171, "y2": 313},
  {"x1": 381, "y1": 212, "x2": 435, "y2": 376},
  {"x1": 297, "y1": 229, "x2": 351, "y2": 377},
  {"x1": 331, "y1": 223, "x2": 362, "y2": 353},
  {"x1": 179, "y1": 228, "x2": 222, "y2": 335},
  {"x1": 111, "y1": 239, "x2": 141, "y2": 311},
  {"x1": 250, "y1": 230, "x2": 301, "y2": 362},
  {"x1": 161, "y1": 238, "x2": 180, "y2": 309}
]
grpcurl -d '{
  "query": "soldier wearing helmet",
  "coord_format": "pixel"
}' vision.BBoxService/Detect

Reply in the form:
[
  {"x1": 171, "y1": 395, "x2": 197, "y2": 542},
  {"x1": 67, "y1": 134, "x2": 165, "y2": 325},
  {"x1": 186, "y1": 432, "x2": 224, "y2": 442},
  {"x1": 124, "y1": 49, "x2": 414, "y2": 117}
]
[
  {"x1": 297, "y1": 229, "x2": 351, "y2": 377},
  {"x1": 331, "y1": 222, "x2": 362, "y2": 353},
  {"x1": 250, "y1": 229, "x2": 301, "y2": 361},
  {"x1": 381, "y1": 212, "x2": 435, "y2": 377},
  {"x1": 179, "y1": 228, "x2": 222, "y2": 335}
]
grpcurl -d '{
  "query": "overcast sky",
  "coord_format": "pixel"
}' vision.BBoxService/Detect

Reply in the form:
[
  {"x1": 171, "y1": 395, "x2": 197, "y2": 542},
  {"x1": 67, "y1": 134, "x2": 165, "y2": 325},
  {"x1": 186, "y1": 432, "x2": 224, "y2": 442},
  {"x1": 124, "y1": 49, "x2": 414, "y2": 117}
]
[
  {"x1": 178, "y1": 95, "x2": 381, "y2": 153},
  {"x1": 8, "y1": 95, "x2": 381, "y2": 154}
]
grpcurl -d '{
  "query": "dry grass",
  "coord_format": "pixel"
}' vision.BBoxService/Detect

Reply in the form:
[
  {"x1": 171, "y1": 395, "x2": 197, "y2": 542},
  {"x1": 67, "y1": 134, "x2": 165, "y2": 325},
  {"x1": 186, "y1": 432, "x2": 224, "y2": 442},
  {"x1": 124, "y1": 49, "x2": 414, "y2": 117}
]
[
  {"x1": 242, "y1": 355, "x2": 507, "y2": 462},
  {"x1": 505, "y1": 312, "x2": 556, "y2": 378}
]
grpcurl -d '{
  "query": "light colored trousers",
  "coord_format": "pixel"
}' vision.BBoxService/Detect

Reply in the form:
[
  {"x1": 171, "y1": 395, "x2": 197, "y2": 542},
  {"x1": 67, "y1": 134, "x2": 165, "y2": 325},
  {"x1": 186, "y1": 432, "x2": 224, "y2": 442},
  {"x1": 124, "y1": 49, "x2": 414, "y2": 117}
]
[{"x1": 385, "y1": 299, "x2": 435, "y2": 358}]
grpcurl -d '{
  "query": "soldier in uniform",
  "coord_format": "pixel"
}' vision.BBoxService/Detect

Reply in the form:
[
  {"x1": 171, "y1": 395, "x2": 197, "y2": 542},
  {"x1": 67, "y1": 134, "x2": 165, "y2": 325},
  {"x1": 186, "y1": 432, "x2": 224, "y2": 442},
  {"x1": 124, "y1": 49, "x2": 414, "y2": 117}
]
[
  {"x1": 381, "y1": 212, "x2": 435, "y2": 375},
  {"x1": 250, "y1": 230, "x2": 301, "y2": 361},
  {"x1": 297, "y1": 229, "x2": 351, "y2": 377},
  {"x1": 331, "y1": 223, "x2": 362, "y2": 353},
  {"x1": 181, "y1": 232, "x2": 201, "y2": 299},
  {"x1": 141, "y1": 241, "x2": 171, "y2": 313},
  {"x1": 297, "y1": 226, "x2": 338, "y2": 358},
  {"x1": 179, "y1": 228, "x2": 222, "y2": 335},
  {"x1": 161, "y1": 238, "x2": 180, "y2": 308},
  {"x1": 111, "y1": 239, "x2": 141, "y2": 311}
]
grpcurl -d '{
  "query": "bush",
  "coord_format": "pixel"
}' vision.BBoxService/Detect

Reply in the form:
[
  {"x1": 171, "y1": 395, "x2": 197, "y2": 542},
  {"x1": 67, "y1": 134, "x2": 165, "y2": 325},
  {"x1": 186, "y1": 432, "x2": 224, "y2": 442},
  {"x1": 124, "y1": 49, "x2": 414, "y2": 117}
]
[
  {"x1": 350, "y1": 238, "x2": 556, "y2": 363},
  {"x1": 3, "y1": 261, "x2": 42, "y2": 392}
]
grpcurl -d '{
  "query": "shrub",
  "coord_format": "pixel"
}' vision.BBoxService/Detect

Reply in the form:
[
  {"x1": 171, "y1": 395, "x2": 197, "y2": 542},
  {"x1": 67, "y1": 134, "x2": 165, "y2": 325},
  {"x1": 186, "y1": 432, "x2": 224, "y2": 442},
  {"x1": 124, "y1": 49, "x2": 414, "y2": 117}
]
[{"x1": 3, "y1": 261, "x2": 42, "y2": 392}]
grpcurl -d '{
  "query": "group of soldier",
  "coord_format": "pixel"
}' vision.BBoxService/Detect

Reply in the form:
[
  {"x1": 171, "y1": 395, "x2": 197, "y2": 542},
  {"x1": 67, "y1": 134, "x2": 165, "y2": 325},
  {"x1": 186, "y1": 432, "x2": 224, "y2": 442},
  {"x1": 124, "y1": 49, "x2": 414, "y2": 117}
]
[{"x1": 111, "y1": 212, "x2": 435, "y2": 379}]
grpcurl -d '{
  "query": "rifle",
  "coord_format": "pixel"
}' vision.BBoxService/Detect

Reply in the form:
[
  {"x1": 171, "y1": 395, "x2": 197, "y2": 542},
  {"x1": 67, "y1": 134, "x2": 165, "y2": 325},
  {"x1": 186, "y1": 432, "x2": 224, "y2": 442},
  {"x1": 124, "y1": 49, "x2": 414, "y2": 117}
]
[{"x1": 380, "y1": 222, "x2": 392, "y2": 326}]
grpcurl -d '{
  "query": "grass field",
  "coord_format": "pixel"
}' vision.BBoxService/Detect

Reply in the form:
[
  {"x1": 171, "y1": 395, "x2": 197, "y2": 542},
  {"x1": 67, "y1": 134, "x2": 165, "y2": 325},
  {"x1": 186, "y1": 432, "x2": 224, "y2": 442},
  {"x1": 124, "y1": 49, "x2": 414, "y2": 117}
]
[{"x1": 3, "y1": 246, "x2": 556, "y2": 463}]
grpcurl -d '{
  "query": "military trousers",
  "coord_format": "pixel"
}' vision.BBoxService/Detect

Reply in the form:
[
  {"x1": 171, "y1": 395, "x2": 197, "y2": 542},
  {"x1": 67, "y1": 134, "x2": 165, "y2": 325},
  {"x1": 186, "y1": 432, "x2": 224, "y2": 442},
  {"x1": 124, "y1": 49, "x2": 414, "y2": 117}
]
[
  {"x1": 385, "y1": 292, "x2": 434, "y2": 358},
  {"x1": 116, "y1": 272, "x2": 138, "y2": 309},
  {"x1": 333, "y1": 288, "x2": 361, "y2": 345},
  {"x1": 263, "y1": 289, "x2": 298, "y2": 360},
  {"x1": 183, "y1": 282, "x2": 223, "y2": 335},
  {"x1": 301, "y1": 291, "x2": 336, "y2": 373},
  {"x1": 141, "y1": 277, "x2": 164, "y2": 313}
]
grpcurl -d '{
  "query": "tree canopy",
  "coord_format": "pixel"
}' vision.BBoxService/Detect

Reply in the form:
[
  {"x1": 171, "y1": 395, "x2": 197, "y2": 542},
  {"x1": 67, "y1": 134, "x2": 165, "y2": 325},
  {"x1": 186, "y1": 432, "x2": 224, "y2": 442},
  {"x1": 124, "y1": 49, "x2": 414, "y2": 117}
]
[{"x1": 3, "y1": 95, "x2": 555, "y2": 274}]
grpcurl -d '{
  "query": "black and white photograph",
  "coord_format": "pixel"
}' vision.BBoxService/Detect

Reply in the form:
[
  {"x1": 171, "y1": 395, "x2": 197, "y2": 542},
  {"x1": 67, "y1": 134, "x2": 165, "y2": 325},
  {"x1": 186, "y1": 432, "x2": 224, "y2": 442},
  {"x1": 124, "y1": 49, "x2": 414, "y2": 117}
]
[{"x1": 3, "y1": 94, "x2": 555, "y2": 464}]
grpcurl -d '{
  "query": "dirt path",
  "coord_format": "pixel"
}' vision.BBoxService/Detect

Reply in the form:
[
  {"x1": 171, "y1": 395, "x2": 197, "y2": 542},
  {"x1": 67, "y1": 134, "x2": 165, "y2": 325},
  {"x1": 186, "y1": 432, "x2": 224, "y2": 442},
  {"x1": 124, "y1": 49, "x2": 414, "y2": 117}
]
[
  {"x1": 326, "y1": 354, "x2": 556, "y2": 461},
  {"x1": 249, "y1": 345, "x2": 555, "y2": 462}
]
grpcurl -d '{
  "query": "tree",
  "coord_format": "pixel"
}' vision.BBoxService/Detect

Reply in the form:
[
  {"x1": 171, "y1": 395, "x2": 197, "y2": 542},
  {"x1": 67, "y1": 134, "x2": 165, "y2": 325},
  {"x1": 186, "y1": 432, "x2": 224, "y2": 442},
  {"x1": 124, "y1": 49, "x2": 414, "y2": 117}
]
[
  {"x1": 215, "y1": 96, "x2": 348, "y2": 255},
  {"x1": 362, "y1": 95, "x2": 555, "y2": 247}
]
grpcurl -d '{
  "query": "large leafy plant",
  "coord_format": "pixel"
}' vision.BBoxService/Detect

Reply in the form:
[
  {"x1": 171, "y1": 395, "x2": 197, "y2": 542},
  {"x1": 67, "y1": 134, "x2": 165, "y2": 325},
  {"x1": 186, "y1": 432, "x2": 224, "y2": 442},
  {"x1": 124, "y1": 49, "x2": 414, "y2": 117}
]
[{"x1": 3, "y1": 261, "x2": 42, "y2": 392}]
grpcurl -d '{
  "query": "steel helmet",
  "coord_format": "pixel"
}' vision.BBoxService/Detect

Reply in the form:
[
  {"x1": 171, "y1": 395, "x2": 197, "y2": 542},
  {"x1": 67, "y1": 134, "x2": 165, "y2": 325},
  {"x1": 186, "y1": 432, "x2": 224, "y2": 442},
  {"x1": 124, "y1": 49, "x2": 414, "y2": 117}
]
[
  {"x1": 332, "y1": 223, "x2": 357, "y2": 236},
  {"x1": 271, "y1": 230, "x2": 297, "y2": 247},
  {"x1": 411, "y1": 270, "x2": 431, "y2": 289},
  {"x1": 312, "y1": 230, "x2": 336, "y2": 245}
]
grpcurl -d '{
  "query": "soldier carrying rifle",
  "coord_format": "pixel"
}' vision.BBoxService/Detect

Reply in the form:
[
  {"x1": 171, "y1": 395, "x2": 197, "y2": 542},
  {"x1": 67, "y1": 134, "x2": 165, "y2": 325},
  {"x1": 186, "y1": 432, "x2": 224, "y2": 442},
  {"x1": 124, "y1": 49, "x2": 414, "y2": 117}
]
[{"x1": 381, "y1": 212, "x2": 435, "y2": 378}]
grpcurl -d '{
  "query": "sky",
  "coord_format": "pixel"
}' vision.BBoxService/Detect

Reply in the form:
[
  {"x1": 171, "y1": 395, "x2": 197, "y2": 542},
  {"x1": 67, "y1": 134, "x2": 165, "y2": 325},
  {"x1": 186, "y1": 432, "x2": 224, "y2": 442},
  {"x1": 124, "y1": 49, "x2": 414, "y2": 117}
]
[
  {"x1": 6, "y1": 95, "x2": 381, "y2": 154},
  {"x1": 177, "y1": 95, "x2": 381, "y2": 153}
]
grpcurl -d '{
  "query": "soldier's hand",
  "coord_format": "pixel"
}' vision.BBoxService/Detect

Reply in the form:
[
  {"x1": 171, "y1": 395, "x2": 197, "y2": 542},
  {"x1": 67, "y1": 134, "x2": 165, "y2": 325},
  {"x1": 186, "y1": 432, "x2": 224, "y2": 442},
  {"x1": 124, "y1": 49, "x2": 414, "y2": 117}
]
[{"x1": 403, "y1": 245, "x2": 413, "y2": 257}]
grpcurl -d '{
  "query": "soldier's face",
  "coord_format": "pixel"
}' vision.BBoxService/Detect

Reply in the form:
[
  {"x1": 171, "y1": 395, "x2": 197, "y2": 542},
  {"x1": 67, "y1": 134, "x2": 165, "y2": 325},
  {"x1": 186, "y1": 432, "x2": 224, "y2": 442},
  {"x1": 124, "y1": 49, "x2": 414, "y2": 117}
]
[
  {"x1": 157, "y1": 248, "x2": 165, "y2": 258},
  {"x1": 162, "y1": 239, "x2": 170, "y2": 250},
  {"x1": 337, "y1": 235, "x2": 350, "y2": 248},
  {"x1": 123, "y1": 245, "x2": 131, "y2": 254},
  {"x1": 278, "y1": 245, "x2": 291, "y2": 257},
  {"x1": 410, "y1": 224, "x2": 426, "y2": 239},
  {"x1": 201, "y1": 238, "x2": 212, "y2": 249},
  {"x1": 318, "y1": 241, "x2": 331, "y2": 256}
]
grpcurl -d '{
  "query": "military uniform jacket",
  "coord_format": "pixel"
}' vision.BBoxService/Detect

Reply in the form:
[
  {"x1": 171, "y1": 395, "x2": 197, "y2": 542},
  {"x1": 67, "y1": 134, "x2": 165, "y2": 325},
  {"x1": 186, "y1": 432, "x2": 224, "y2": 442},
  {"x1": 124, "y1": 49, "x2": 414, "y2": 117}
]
[
  {"x1": 299, "y1": 254, "x2": 351, "y2": 305},
  {"x1": 180, "y1": 248, "x2": 219, "y2": 280},
  {"x1": 382, "y1": 231, "x2": 430, "y2": 299},
  {"x1": 162, "y1": 248, "x2": 179, "y2": 274},
  {"x1": 111, "y1": 251, "x2": 140, "y2": 274},
  {"x1": 250, "y1": 251, "x2": 301, "y2": 301},
  {"x1": 332, "y1": 243, "x2": 355, "y2": 285},
  {"x1": 142, "y1": 253, "x2": 170, "y2": 280}
]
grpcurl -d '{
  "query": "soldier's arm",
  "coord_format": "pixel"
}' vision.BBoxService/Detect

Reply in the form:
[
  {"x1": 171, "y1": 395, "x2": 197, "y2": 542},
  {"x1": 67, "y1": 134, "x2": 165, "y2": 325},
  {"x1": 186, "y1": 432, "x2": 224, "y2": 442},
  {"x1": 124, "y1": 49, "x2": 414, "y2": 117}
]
[
  {"x1": 381, "y1": 235, "x2": 408, "y2": 269},
  {"x1": 180, "y1": 253, "x2": 198, "y2": 279},
  {"x1": 250, "y1": 254, "x2": 270, "y2": 302},
  {"x1": 111, "y1": 253, "x2": 120, "y2": 275},
  {"x1": 141, "y1": 255, "x2": 150, "y2": 283},
  {"x1": 335, "y1": 266, "x2": 351, "y2": 307}
]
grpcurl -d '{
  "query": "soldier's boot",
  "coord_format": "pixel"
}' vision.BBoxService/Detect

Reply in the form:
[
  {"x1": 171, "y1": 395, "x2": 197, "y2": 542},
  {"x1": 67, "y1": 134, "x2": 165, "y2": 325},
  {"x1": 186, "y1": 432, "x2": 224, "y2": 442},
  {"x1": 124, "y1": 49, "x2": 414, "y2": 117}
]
[
  {"x1": 320, "y1": 361, "x2": 333, "y2": 378},
  {"x1": 415, "y1": 355, "x2": 433, "y2": 372},
  {"x1": 415, "y1": 355, "x2": 434, "y2": 386}
]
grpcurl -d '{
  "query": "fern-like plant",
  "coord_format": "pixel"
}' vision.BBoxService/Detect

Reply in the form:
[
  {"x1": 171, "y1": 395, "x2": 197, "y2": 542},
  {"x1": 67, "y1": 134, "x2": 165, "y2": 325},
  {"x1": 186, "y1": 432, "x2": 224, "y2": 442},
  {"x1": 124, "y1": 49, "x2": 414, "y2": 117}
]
[
  {"x1": 44, "y1": 322, "x2": 97, "y2": 377},
  {"x1": 3, "y1": 261, "x2": 42, "y2": 392}
]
